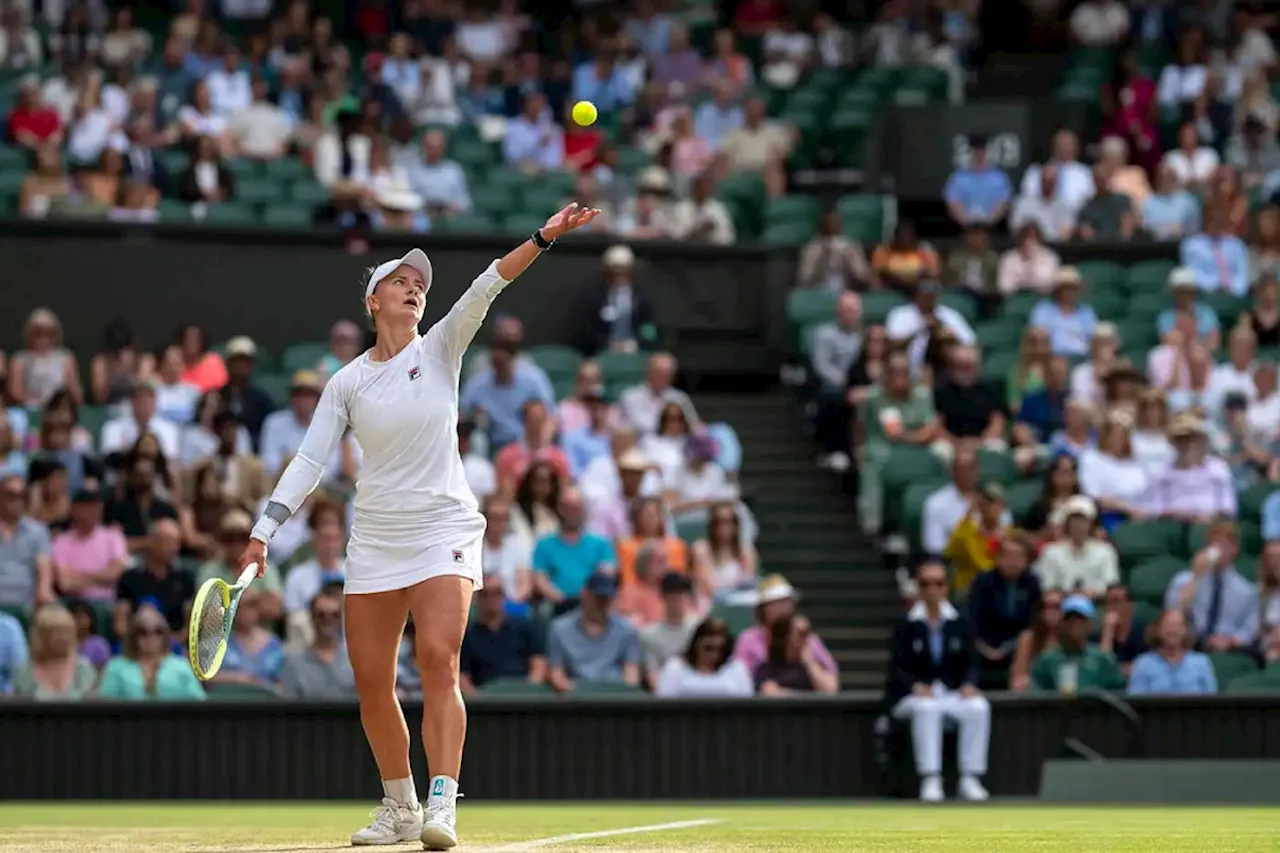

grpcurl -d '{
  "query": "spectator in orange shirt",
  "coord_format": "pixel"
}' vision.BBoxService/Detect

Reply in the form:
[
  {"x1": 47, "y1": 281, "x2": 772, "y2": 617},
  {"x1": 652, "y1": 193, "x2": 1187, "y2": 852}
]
[
  {"x1": 615, "y1": 541, "x2": 670, "y2": 627},
  {"x1": 495, "y1": 400, "x2": 572, "y2": 496},
  {"x1": 175, "y1": 323, "x2": 228, "y2": 394},
  {"x1": 617, "y1": 495, "x2": 688, "y2": 586}
]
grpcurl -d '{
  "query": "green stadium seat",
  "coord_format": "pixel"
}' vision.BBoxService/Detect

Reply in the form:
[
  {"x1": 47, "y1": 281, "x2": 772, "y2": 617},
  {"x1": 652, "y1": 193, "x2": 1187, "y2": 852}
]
[
  {"x1": 857, "y1": 66, "x2": 901, "y2": 94},
  {"x1": 526, "y1": 345, "x2": 581, "y2": 380},
  {"x1": 157, "y1": 199, "x2": 191, "y2": 222},
  {"x1": 786, "y1": 289, "x2": 837, "y2": 327},
  {"x1": 764, "y1": 195, "x2": 820, "y2": 228},
  {"x1": 503, "y1": 212, "x2": 545, "y2": 237},
  {"x1": 0, "y1": 603, "x2": 29, "y2": 635},
  {"x1": 981, "y1": 350, "x2": 1018, "y2": 384},
  {"x1": 836, "y1": 195, "x2": 885, "y2": 244},
  {"x1": 709, "y1": 604, "x2": 755, "y2": 635},
  {"x1": 861, "y1": 290, "x2": 903, "y2": 325},
  {"x1": 835, "y1": 87, "x2": 881, "y2": 112},
  {"x1": 898, "y1": 67, "x2": 950, "y2": 101},
  {"x1": 1074, "y1": 261, "x2": 1126, "y2": 292},
  {"x1": 881, "y1": 446, "x2": 947, "y2": 527},
  {"x1": 1210, "y1": 652, "x2": 1260, "y2": 688},
  {"x1": 902, "y1": 480, "x2": 947, "y2": 547},
  {"x1": 1187, "y1": 521, "x2": 1262, "y2": 558},
  {"x1": 1008, "y1": 480, "x2": 1045, "y2": 527},
  {"x1": 79, "y1": 405, "x2": 111, "y2": 448},
  {"x1": 596, "y1": 350, "x2": 647, "y2": 389},
  {"x1": 830, "y1": 108, "x2": 873, "y2": 166},
  {"x1": 223, "y1": 158, "x2": 258, "y2": 179},
  {"x1": 289, "y1": 181, "x2": 329, "y2": 205},
  {"x1": 973, "y1": 317, "x2": 1023, "y2": 347},
  {"x1": 450, "y1": 138, "x2": 497, "y2": 172},
  {"x1": 235, "y1": 178, "x2": 287, "y2": 206},
  {"x1": 1236, "y1": 554, "x2": 1258, "y2": 583},
  {"x1": 762, "y1": 220, "x2": 814, "y2": 246},
  {"x1": 202, "y1": 202, "x2": 258, "y2": 225},
  {"x1": 256, "y1": 373, "x2": 292, "y2": 408},
  {"x1": 520, "y1": 184, "x2": 569, "y2": 216},
  {"x1": 282, "y1": 342, "x2": 328, "y2": 374},
  {"x1": 156, "y1": 149, "x2": 188, "y2": 176},
  {"x1": 1124, "y1": 292, "x2": 1167, "y2": 320},
  {"x1": 480, "y1": 677, "x2": 553, "y2": 695},
  {"x1": 1128, "y1": 555, "x2": 1186, "y2": 606},
  {"x1": 675, "y1": 514, "x2": 708, "y2": 545},
  {"x1": 785, "y1": 85, "x2": 830, "y2": 113},
  {"x1": 470, "y1": 185, "x2": 513, "y2": 218},
  {"x1": 204, "y1": 681, "x2": 279, "y2": 700},
  {"x1": 1239, "y1": 482, "x2": 1279, "y2": 521},
  {"x1": 1002, "y1": 291, "x2": 1043, "y2": 322},
  {"x1": 1200, "y1": 291, "x2": 1247, "y2": 327},
  {"x1": 939, "y1": 291, "x2": 977, "y2": 324},
  {"x1": 259, "y1": 157, "x2": 310, "y2": 182},
  {"x1": 976, "y1": 448, "x2": 1018, "y2": 484},
  {"x1": 1226, "y1": 672, "x2": 1280, "y2": 694},
  {"x1": 0, "y1": 144, "x2": 26, "y2": 171},
  {"x1": 614, "y1": 147, "x2": 652, "y2": 174},
  {"x1": 441, "y1": 212, "x2": 496, "y2": 233},
  {"x1": 571, "y1": 681, "x2": 647, "y2": 695},
  {"x1": 262, "y1": 203, "x2": 313, "y2": 227},
  {"x1": 1125, "y1": 260, "x2": 1177, "y2": 294},
  {"x1": 1111, "y1": 520, "x2": 1181, "y2": 569}
]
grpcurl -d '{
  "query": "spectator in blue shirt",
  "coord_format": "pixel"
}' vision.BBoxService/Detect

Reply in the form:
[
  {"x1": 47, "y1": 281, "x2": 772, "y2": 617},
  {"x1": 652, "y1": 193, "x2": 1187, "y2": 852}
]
[
  {"x1": 1128, "y1": 609, "x2": 1219, "y2": 695},
  {"x1": 502, "y1": 91, "x2": 563, "y2": 172},
  {"x1": 561, "y1": 391, "x2": 613, "y2": 479},
  {"x1": 1029, "y1": 267, "x2": 1098, "y2": 357},
  {"x1": 1143, "y1": 161, "x2": 1202, "y2": 240},
  {"x1": 1180, "y1": 209, "x2": 1250, "y2": 296},
  {"x1": 1157, "y1": 268, "x2": 1222, "y2": 347},
  {"x1": 407, "y1": 129, "x2": 473, "y2": 216},
  {"x1": 572, "y1": 52, "x2": 636, "y2": 114},
  {"x1": 943, "y1": 134, "x2": 1012, "y2": 227},
  {"x1": 1015, "y1": 355, "x2": 1071, "y2": 444},
  {"x1": 1262, "y1": 490, "x2": 1280, "y2": 542},
  {"x1": 693, "y1": 79, "x2": 744, "y2": 151},
  {"x1": 0, "y1": 608, "x2": 28, "y2": 694},
  {"x1": 533, "y1": 486, "x2": 616, "y2": 603},
  {"x1": 547, "y1": 570, "x2": 642, "y2": 692},
  {"x1": 461, "y1": 324, "x2": 555, "y2": 451}
]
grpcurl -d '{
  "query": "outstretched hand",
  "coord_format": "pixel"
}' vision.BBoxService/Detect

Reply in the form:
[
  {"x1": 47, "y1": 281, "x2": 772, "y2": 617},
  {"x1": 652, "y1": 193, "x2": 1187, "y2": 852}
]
[{"x1": 541, "y1": 203, "x2": 602, "y2": 240}]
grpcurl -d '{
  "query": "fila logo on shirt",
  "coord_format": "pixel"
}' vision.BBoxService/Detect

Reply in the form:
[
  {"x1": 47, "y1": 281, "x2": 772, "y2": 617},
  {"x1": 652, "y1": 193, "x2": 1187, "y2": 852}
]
[
  {"x1": 408, "y1": 367, "x2": 421, "y2": 381},
  {"x1": 452, "y1": 550, "x2": 464, "y2": 564}
]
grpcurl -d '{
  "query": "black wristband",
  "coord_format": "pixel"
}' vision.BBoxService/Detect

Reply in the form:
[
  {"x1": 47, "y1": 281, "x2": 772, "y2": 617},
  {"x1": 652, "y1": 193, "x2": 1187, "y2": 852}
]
[{"x1": 531, "y1": 229, "x2": 555, "y2": 251}]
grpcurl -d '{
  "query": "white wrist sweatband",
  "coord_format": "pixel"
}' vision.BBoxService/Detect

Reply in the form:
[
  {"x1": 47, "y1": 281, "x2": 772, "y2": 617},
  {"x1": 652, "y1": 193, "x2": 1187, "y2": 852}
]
[{"x1": 250, "y1": 517, "x2": 280, "y2": 544}]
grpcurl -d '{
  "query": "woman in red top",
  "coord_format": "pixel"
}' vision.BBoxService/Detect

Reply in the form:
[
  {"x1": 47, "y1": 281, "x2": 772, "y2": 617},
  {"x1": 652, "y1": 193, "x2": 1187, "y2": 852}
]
[
  {"x1": 733, "y1": 0, "x2": 784, "y2": 36},
  {"x1": 561, "y1": 101, "x2": 602, "y2": 172},
  {"x1": 1101, "y1": 50, "x2": 1160, "y2": 176},
  {"x1": 175, "y1": 323, "x2": 228, "y2": 394},
  {"x1": 8, "y1": 81, "x2": 63, "y2": 148}
]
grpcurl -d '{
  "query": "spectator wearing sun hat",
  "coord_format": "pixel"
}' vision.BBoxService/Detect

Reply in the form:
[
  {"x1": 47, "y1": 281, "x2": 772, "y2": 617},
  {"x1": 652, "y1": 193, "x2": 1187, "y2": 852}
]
[
  {"x1": 578, "y1": 244, "x2": 659, "y2": 357},
  {"x1": 1028, "y1": 267, "x2": 1098, "y2": 358},
  {"x1": 259, "y1": 369, "x2": 354, "y2": 484},
  {"x1": 370, "y1": 186, "x2": 430, "y2": 234},
  {"x1": 219, "y1": 336, "x2": 275, "y2": 448},
  {"x1": 732, "y1": 574, "x2": 837, "y2": 676},
  {"x1": 1145, "y1": 412, "x2": 1236, "y2": 522},
  {"x1": 1030, "y1": 594, "x2": 1126, "y2": 693},
  {"x1": 1033, "y1": 495, "x2": 1119, "y2": 598},
  {"x1": 1157, "y1": 267, "x2": 1222, "y2": 347}
]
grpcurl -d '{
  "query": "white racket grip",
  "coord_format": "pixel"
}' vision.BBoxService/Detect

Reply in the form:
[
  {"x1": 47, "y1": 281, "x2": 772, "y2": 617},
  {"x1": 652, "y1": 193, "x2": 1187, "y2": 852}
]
[{"x1": 236, "y1": 563, "x2": 260, "y2": 589}]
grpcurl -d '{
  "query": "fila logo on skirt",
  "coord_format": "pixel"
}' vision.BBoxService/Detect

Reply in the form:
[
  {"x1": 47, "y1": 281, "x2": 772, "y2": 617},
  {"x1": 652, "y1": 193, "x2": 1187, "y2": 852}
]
[{"x1": 452, "y1": 550, "x2": 464, "y2": 564}]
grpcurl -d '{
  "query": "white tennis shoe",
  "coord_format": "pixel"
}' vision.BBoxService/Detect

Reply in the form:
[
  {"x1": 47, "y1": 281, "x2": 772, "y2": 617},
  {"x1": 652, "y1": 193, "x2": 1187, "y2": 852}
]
[
  {"x1": 351, "y1": 797, "x2": 423, "y2": 846},
  {"x1": 419, "y1": 796, "x2": 458, "y2": 850}
]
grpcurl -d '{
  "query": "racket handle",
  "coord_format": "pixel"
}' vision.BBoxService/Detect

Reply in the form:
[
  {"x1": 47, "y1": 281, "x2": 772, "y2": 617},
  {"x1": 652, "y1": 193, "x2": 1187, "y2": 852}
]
[{"x1": 235, "y1": 563, "x2": 259, "y2": 588}]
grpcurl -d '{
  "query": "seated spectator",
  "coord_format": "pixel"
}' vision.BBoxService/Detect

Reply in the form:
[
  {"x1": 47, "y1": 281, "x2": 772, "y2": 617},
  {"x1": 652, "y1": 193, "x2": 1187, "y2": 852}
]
[
  {"x1": 460, "y1": 324, "x2": 555, "y2": 451},
  {"x1": 1069, "y1": 321, "x2": 1120, "y2": 407},
  {"x1": 671, "y1": 172, "x2": 735, "y2": 245},
  {"x1": 197, "y1": 510, "x2": 284, "y2": 621},
  {"x1": 479, "y1": 496, "x2": 532, "y2": 605},
  {"x1": 734, "y1": 574, "x2": 836, "y2": 675},
  {"x1": 561, "y1": 392, "x2": 614, "y2": 481},
  {"x1": 1230, "y1": 114, "x2": 1280, "y2": 188},
  {"x1": 1159, "y1": 267, "x2": 1223, "y2": 351},
  {"x1": 1257, "y1": 542, "x2": 1280, "y2": 661},
  {"x1": 1154, "y1": 24, "x2": 1212, "y2": 112},
  {"x1": 1146, "y1": 414, "x2": 1236, "y2": 522},
  {"x1": 943, "y1": 226, "x2": 999, "y2": 311},
  {"x1": 1014, "y1": 354, "x2": 1071, "y2": 443},
  {"x1": 152, "y1": 346, "x2": 200, "y2": 425},
  {"x1": 261, "y1": 370, "x2": 354, "y2": 484},
  {"x1": 1099, "y1": 136, "x2": 1153, "y2": 211},
  {"x1": 1180, "y1": 209, "x2": 1249, "y2": 296},
  {"x1": 1243, "y1": 273, "x2": 1280, "y2": 348},
  {"x1": 100, "y1": 381, "x2": 181, "y2": 460},
  {"x1": 934, "y1": 344, "x2": 1006, "y2": 451},
  {"x1": 495, "y1": 400, "x2": 571, "y2": 497},
  {"x1": 754, "y1": 612, "x2": 838, "y2": 696},
  {"x1": 113, "y1": 518, "x2": 190, "y2": 637},
  {"x1": 616, "y1": 545, "x2": 674, "y2": 627},
  {"x1": 577, "y1": 244, "x2": 659, "y2": 357},
  {"x1": 1165, "y1": 520, "x2": 1258, "y2": 653},
  {"x1": 669, "y1": 434, "x2": 737, "y2": 516},
  {"x1": 19, "y1": 143, "x2": 72, "y2": 219},
  {"x1": 1028, "y1": 267, "x2": 1097, "y2": 357},
  {"x1": 688, "y1": 501, "x2": 756, "y2": 603},
  {"x1": 178, "y1": 325, "x2": 229, "y2": 397},
  {"x1": 1144, "y1": 162, "x2": 1202, "y2": 241},
  {"x1": 617, "y1": 496, "x2": 688, "y2": 585},
  {"x1": 706, "y1": 28, "x2": 754, "y2": 94},
  {"x1": 105, "y1": 452, "x2": 178, "y2": 554},
  {"x1": 511, "y1": 460, "x2": 562, "y2": 549},
  {"x1": 639, "y1": 570, "x2": 700, "y2": 684},
  {"x1": 51, "y1": 487, "x2": 127, "y2": 602},
  {"x1": 1076, "y1": 161, "x2": 1137, "y2": 241},
  {"x1": 1009, "y1": 166, "x2": 1076, "y2": 243},
  {"x1": 664, "y1": 108, "x2": 715, "y2": 189},
  {"x1": 184, "y1": 412, "x2": 269, "y2": 512},
  {"x1": 1101, "y1": 50, "x2": 1159, "y2": 175},
  {"x1": 0, "y1": 605, "x2": 27, "y2": 693},
  {"x1": 1080, "y1": 411, "x2": 1150, "y2": 533},
  {"x1": 885, "y1": 559, "x2": 990, "y2": 802},
  {"x1": 945, "y1": 483, "x2": 1011, "y2": 596},
  {"x1": 999, "y1": 222, "x2": 1061, "y2": 296},
  {"x1": 650, "y1": 22, "x2": 704, "y2": 92},
  {"x1": 619, "y1": 352, "x2": 698, "y2": 437},
  {"x1": 0, "y1": 470, "x2": 52, "y2": 611},
  {"x1": 546, "y1": 571, "x2": 641, "y2": 692},
  {"x1": 316, "y1": 321, "x2": 362, "y2": 383},
  {"x1": 8, "y1": 308, "x2": 81, "y2": 408},
  {"x1": 800, "y1": 210, "x2": 878, "y2": 290},
  {"x1": 872, "y1": 219, "x2": 941, "y2": 295},
  {"x1": 858, "y1": 352, "x2": 939, "y2": 533},
  {"x1": 216, "y1": 586, "x2": 283, "y2": 689},
  {"x1": 1047, "y1": 399, "x2": 1096, "y2": 461},
  {"x1": 1128, "y1": 608, "x2": 1219, "y2": 695},
  {"x1": 1205, "y1": 326, "x2": 1259, "y2": 423},
  {"x1": 809, "y1": 291, "x2": 863, "y2": 469},
  {"x1": 1163, "y1": 120, "x2": 1220, "y2": 190},
  {"x1": 943, "y1": 134, "x2": 1012, "y2": 228},
  {"x1": 1010, "y1": 589, "x2": 1063, "y2": 691},
  {"x1": 504, "y1": 91, "x2": 563, "y2": 173},
  {"x1": 11, "y1": 603, "x2": 96, "y2": 700},
  {"x1": 1097, "y1": 582, "x2": 1148, "y2": 675},
  {"x1": 1069, "y1": 0, "x2": 1130, "y2": 46},
  {"x1": 885, "y1": 278, "x2": 975, "y2": 372},
  {"x1": 1030, "y1": 595, "x2": 1126, "y2": 692},
  {"x1": 1034, "y1": 496, "x2": 1119, "y2": 597},
  {"x1": 969, "y1": 533, "x2": 1042, "y2": 688},
  {"x1": 923, "y1": 449, "x2": 993, "y2": 556},
  {"x1": 615, "y1": 168, "x2": 675, "y2": 240},
  {"x1": 558, "y1": 361, "x2": 620, "y2": 436},
  {"x1": 719, "y1": 95, "x2": 791, "y2": 199},
  {"x1": 1021, "y1": 129, "x2": 1095, "y2": 212},
  {"x1": 28, "y1": 457, "x2": 71, "y2": 534},
  {"x1": 460, "y1": 574, "x2": 546, "y2": 694},
  {"x1": 844, "y1": 324, "x2": 888, "y2": 413},
  {"x1": 370, "y1": 187, "x2": 430, "y2": 234},
  {"x1": 98, "y1": 603, "x2": 205, "y2": 700},
  {"x1": 583, "y1": 443, "x2": 661, "y2": 540},
  {"x1": 177, "y1": 135, "x2": 236, "y2": 204},
  {"x1": 1249, "y1": 362, "x2": 1280, "y2": 445},
  {"x1": 458, "y1": 420, "x2": 496, "y2": 502},
  {"x1": 9, "y1": 79, "x2": 63, "y2": 149},
  {"x1": 533, "y1": 487, "x2": 616, "y2": 604},
  {"x1": 228, "y1": 74, "x2": 291, "y2": 161},
  {"x1": 655, "y1": 615, "x2": 751, "y2": 698},
  {"x1": 0, "y1": 416, "x2": 22, "y2": 478},
  {"x1": 64, "y1": 598, "x2": 109, "y2": 671},
  {"x1": 279, "y1": 589, "x2": 355, "y2": 699},
  {"x1": 282, "y1": 502, "x2": 347, "y2": 639}
]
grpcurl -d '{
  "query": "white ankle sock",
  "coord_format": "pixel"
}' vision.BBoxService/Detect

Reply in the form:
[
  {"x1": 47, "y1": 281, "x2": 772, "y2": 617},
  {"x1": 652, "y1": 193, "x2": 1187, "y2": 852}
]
[
  {"x1": 382, "y1": 777, "x2": 418, "y2": 808},
  {"x1": 427, "y1": 775, "x2": 458, "y2": 805}
]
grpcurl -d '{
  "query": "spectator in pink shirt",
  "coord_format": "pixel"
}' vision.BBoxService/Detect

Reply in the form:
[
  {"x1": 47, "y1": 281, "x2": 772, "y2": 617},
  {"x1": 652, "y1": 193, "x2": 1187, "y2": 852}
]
[
  {"x1": 557, "y1": 359, "x2": 622, "y2": 435},
  {"x1": 50, "y1": 487, "x2": 128, "y2": 602},
  {"x1": 495, "y1": 400, "x2": 572, "y2": 496},
  {"x1": 668, "y1": 109, "x2": 713, "y2": 181},
  {"x1": 733, "y1": 574, "x2": 837, "y2": 676}
]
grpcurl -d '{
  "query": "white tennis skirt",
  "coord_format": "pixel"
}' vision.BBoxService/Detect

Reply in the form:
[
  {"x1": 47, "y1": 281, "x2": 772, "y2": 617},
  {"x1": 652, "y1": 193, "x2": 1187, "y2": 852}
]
[{"x1": 343, "y1": 505, "x2": 487, "y2": 595}]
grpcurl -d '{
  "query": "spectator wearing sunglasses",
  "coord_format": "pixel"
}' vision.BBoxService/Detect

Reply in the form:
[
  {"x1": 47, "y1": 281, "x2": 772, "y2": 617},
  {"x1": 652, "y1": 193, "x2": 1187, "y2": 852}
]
[
  {"x1": 280, "y1": 589, "x2": 355, "y2": 699},
  {"x1": 885, "y1": 560, "x2": 990, "y2": 803},
  {"x1": 655, "y1": 616, "x2": 752, "y2": 698},
  {"x1": 0, "y1": 472, "x2": 56, "y2": 609},
  {"x1": 97, "y1": 603, "x2": 205, "y2": 700},
  {"x1": 112, "y1": 518, "x2": 192, "y2": 638},
  {"x1": 753, "y1": 612, "x2": 839, "y2": 696}
]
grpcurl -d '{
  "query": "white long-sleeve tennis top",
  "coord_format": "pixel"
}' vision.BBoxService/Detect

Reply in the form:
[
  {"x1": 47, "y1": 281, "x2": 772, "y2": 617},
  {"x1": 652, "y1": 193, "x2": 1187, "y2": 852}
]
[{"x1": 252, "y1": 261, "x2": 510, "y2": 542}]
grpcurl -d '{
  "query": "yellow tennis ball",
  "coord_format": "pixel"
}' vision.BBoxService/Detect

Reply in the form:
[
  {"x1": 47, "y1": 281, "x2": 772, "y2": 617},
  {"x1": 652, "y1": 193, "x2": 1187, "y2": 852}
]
[{"x1": 572, "y1": 100, "x2": 598, "y2": 127}]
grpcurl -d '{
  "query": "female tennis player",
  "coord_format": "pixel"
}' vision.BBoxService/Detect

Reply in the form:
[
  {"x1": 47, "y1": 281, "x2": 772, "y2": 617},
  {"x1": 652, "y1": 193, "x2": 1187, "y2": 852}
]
[{"x1": 239, "y1": 203, "x2": 600, "y2": 849}]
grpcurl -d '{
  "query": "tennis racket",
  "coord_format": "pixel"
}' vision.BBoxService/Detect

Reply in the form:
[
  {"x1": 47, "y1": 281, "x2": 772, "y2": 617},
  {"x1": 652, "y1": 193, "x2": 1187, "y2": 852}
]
[{"x1": 188, "y1": 563, "x2": 258, "y2": 681}]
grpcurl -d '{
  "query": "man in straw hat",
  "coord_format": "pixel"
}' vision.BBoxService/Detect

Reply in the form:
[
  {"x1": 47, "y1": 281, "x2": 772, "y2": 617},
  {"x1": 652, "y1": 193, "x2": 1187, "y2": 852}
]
[
  {"x1": 1027, "y1": 266, "x2": 1097, "y2": 358},
  {"x1": 1143, "y1": 412, "x2": 1236, "y2": 522},
  {"x1": 732, "y1": 574, "x2": 838, "y2": 679},
  {"x1": 1158, "y1": 267, "x2": 1222, "y2": 350}
]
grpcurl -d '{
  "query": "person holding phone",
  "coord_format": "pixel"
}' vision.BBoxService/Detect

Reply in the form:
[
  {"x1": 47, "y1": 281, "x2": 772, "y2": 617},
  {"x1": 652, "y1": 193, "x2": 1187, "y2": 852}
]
[{"x1": 1164, "y1": 520, "x2": 1259, "y2": 654}]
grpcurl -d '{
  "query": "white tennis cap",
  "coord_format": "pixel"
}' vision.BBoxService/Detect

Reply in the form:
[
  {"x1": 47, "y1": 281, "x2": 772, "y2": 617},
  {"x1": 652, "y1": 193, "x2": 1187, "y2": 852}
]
[{"x1": 366, "y1": 248, "x2": 433, "y2": 298}]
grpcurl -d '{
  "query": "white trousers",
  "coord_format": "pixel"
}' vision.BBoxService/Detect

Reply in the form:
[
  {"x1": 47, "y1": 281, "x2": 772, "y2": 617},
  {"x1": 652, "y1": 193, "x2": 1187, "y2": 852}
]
[{"x1": 891, "y1": 688, "x2": 991, "y2": 777}]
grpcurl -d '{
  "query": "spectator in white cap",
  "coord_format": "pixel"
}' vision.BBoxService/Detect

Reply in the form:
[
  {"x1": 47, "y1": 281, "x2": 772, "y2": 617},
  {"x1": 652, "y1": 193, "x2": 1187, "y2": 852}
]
[
  {"x1": 1033, "y1": 495, "x2": 1119, "y2": 598},
  {"x1": 371, "y1": 187, "x2": 429, "y2": 233},
  {"x1": 732, "y1": 574, "x2": 837, "y2": 676},
  {"x1": 578, "y1": 244, "x2": 659, "y2": 356},
  {"x1": 1157, "y1": 266, "x2": 1222, "y2": 350},
  {"x1": 99, "y1": 380, "x2": 182, "y2": 460}
]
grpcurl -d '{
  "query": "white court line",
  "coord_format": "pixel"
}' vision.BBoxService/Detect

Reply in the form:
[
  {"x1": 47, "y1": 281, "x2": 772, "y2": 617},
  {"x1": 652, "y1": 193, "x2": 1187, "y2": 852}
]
[{"x1": 484, "y1": 818, "x2": 723, "y2": 852}]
